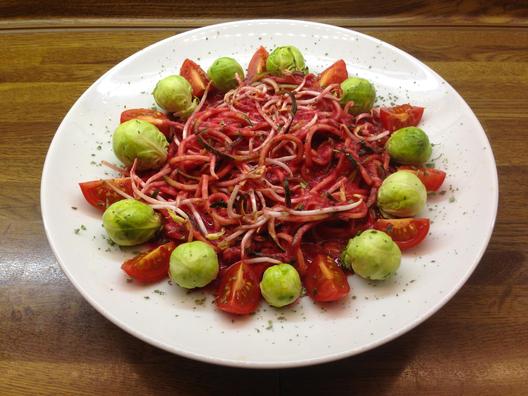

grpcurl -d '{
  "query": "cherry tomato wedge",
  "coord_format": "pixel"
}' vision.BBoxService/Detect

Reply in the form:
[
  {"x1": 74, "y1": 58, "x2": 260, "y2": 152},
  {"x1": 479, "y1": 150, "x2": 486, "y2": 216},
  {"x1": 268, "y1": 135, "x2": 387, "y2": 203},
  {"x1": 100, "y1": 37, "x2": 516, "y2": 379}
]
[
  {"x1": 247, "y1": 46, "x2": 269, "y2": 82},
  {"x1": 374, "y1": 218, "x2": 430, "y2": 250},
  {"x1": 398, "y1": 166, "x2": 446, "y2": 192},
  {"x1": 121, "y1": 241, "x2": 176, "y2": 283},
  {"x1": 180, "y1": 59, "x2": 209, "y2": 97},
  {"x1": 216, "y1": 261, "x2": 261, "y2": 315},
  {"x1": 380, "y1": 104, "x2": 424, "y2": 132},
  {"x1": 79, "y1": 177, "x2": 133, "y2": 210},
  {"x1": 304, "y1": 254, "x2": 350, "y2": 302},
  {"x1": 318, "y1": 59, "x2": 348, "y2": 87},
  {"x1": 120, "y1": 108, "x2": 170, "y2": 135}
]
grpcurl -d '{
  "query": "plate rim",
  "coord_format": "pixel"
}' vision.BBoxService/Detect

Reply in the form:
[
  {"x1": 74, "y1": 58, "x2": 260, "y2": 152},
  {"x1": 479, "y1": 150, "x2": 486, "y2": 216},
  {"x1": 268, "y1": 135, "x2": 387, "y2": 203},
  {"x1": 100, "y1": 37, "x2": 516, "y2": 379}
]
[{"x1": 40, "y1": 18, "x2": 499, "y2": 368}]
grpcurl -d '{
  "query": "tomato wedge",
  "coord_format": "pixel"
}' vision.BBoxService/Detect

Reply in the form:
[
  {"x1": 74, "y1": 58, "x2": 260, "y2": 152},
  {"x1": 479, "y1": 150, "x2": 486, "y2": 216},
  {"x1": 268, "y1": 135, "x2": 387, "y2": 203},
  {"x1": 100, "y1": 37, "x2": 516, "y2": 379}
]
[
  {"x1": 79, "y1": 178, "x2": 133, "y2": 210},
  {"x1": 304, "y1": 254, "x2": 350, "y2": 302},
  {"x1": 374, "y1": 218, "x2": 430, "y2": 250},
  {"x1": 247, "y1": 46, "x2": 269, "y2": 82},
  {"x1": 180, "y1": 59, "x2": 209, "y2": 97},
  {"x1": 120, "y1": 108, "x2": 170, "y2": 135},
  {"x1": 318, "y1": 59, "x2": 348, "y2": 87},
  {"x1": 398, "y1": 166, "x2": 446, "y2": 192},
  {"x1": 122, "y1": 241, "x2": 176, "y2": 283},
  {"x1": 215, "y1": 261, "x2": 261, "y2": 315},
  {"x1": 380, "y1": 104, "x2": 424, "y2": 132}
]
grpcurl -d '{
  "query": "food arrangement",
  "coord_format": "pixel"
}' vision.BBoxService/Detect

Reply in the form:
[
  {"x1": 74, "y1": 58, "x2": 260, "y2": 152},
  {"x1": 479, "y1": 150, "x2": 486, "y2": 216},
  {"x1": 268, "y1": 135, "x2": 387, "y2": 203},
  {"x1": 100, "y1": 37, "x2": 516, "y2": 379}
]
[{"x1": 79, "y1": 45, "x2": 446, "y2": 315}]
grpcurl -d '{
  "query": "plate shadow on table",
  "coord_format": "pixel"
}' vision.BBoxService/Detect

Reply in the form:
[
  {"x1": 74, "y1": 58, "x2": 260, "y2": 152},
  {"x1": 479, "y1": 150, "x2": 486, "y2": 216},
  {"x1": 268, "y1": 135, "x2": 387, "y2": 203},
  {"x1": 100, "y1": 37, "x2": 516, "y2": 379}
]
[{"x1": 114, "y1": 317, "x2": 423, "y2": 395}]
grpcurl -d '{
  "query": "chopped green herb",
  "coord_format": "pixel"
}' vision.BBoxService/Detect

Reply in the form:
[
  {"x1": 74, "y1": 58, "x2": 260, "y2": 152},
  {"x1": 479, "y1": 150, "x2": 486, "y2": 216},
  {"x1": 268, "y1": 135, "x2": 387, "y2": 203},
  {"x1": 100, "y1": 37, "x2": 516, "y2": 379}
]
[{"x1": 194, "y1": 297, "x2": 206, "y2": 305}]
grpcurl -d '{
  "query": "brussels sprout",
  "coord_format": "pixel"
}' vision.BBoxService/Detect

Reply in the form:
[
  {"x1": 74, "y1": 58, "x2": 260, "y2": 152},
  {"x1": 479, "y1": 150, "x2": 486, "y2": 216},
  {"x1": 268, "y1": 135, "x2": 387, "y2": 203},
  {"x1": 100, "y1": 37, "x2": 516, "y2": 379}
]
[
  {"x1": 377, "y1": 171, "x2": 427, "y2": 217},
  {"x1": 266, "y1": 45, "x2": 307, "y2": 75},
  {"x1": 259, "y1": 263, "x2": 302, "y2": 308},
  {"x1": 112, "y1": 119, "x2": 168, "y2": 171},
  {"x1": 386, "y1": 127, "x2": 432, "y2": 164},
  {"x1": 207, "y1": 57, "x2": 244, "y2": 91},
  {"x1": 102, "y1": 199, "x2": 161, "y2": 246},
  {"x1": 340, "y1": 77, "x2": 376, "y2": 115},
  {"x1": 169, "y1": 241, "x2": 219, "y2": 289},
  {"x1": 153, "y1": 75, "x2": 197, "y2": 117},
  {"x1": 341, "y1": 230, "x2": 401, "y2": 280}
]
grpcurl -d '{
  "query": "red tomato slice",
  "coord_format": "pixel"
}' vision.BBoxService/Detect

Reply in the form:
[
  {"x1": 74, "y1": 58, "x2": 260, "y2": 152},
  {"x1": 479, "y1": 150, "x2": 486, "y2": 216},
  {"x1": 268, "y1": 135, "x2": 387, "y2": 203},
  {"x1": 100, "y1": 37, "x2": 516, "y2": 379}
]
[
  {"x1": 120, "y1": 108, "x2": 170, "y2": 134},
  {"x1": 215, "y1": 261, "x2": 261, "y2": 315},
  {"x1": 247, "y1": 46, "x2": 269, "y2": 82},
  {"x1": 380, "y1": 104, "x2": 424, "y2": 132},
  {"x1": 318, "y1": 59, "x2": 348, "y2": 87},
  {"x1": 398, "y1": 166, "x2": 446, "y2": 192},
  {"x1": 304, "y1": 254, "x2": 350, "y2": 302},
  {"x1": 374, "y1": 218, "x2": 430, "y2": 250},
  {"x1": 180, "y1": 59, "x2": 209, "y2": 97},
  {"x1": 79, "y1": 178, "x2": 133, "y2": 210},
  {"x1": 122, "y1": 241, "x2": 176, "y2": 283}
]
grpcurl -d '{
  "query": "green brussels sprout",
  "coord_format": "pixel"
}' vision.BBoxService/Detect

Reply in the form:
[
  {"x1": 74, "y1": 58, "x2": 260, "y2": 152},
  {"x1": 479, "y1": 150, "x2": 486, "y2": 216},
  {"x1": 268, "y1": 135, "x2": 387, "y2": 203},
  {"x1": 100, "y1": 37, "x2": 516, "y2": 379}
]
[
  {"x1": 207, "y1": 57, "x2": 245, "y2": 91},
  {"x1": 102, "y1": 199, "x2": 161, "y2": 246},
  {"x1": 153, "y1": 75, "x2": 197, "y2": 117},
  {"x1": 266, "y1": 45, "x2": 308, "y2": 75},
  {"x1": 386, "y1": 127, "x2": 432, "y2": 164},
  {"x1": 259, "y1": 263, "x2": 302, "y2": 308},
  {"x1": 341, "y1": 229, "x2": 401, "y2": 280},
  {"x1": 169, "y1": 241, "x2": 219, "y2": 289},
  {"x1": 340, "y1": 77, "x2": 376, "y2": 115},
  {"x1": 377, "y1": 170, "x2": 427, "y2": 217},
  {"x1": 112, "y1": 119, "x2": 168, "y2": 171}
]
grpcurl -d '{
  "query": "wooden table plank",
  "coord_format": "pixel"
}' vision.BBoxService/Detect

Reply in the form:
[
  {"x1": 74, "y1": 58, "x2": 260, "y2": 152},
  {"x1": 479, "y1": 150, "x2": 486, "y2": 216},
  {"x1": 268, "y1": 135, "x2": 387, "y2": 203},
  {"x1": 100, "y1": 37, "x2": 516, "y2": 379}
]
[
  {"x1": 1, "y1": 26, "x2": 527, "y2": 395},
  {"x1": 1, "y1": 0, "x2": 527, "y2": 27}
]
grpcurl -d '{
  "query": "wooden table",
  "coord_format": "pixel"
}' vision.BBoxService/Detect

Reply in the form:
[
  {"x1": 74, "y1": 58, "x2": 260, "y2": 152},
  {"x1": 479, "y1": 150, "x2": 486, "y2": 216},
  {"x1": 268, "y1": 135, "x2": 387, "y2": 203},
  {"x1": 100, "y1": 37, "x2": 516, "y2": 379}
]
[{"x1": 1, "y1": 2, "x2": 527, "y2": 394}]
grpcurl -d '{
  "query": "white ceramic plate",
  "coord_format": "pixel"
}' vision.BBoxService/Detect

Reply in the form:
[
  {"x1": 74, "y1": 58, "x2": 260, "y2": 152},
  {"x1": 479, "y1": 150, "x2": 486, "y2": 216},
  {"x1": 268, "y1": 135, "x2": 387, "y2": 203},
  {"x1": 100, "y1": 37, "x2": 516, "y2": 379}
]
[{"x1": 41, "y1": 19, "x2": 498, "y2": 368}]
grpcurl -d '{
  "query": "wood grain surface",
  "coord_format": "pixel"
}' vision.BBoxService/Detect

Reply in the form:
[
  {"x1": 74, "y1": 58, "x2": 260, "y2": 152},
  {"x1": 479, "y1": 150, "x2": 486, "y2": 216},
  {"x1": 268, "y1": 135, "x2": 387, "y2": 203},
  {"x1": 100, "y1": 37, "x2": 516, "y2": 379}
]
[{"x1": 1, "y1": 2, "x2": 528, "y2": 394}]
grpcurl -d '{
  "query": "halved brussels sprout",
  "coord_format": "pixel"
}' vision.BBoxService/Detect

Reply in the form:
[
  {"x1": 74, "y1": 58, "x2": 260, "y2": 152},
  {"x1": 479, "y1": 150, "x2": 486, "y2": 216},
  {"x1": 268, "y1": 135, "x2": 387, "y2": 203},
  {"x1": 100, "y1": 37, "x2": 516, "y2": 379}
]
[
  {"x1": 386, "y1": 126, "x2": 432, "y2": 164},
  {"x1": 112, "y1": 119, "x2": 168, "y2": 171},
  {"x1": 169, "y1": 241, "x2": 219, "y2": 289},
  {"x1": 377, "y1": 170, "x2": 427, "y2": 217},
  {"x1": 340, "y1": 77, "x2": 376, "y2": 115},
  {"x1": 207, "y1": 57, "x2": 244, "y2": 91},
  {"x1": 102, "y1": 199, "x2": 161, "y2": 246},
  {"x1": 266, "y1": 45, "x2": 307, "y2": 74},
  {"x1": 259, "y1": 263, "x2": 302, "y2": 308},
  {"x1": 341, "y1": 230, "x2": 401, "y2": 280},
  {"x1": 153, "y1": 75, "x2": 197, "y2": 118}
]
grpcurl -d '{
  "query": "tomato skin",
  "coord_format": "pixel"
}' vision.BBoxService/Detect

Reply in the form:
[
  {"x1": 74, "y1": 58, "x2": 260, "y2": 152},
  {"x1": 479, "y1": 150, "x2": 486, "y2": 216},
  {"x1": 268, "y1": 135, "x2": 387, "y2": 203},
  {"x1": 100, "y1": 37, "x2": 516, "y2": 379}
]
[
  {"x1": 318, "y1": 59, "x2": 348, "y2": 87},
  {"x1": 120, "y1": 108, "x2": 170, "y2": 134},
  {"x1": 304, "y1": 254, "x2": 350, "y2": 302},
  {"x1": 374, "y1": 218, "x2": 430, "y2": 250},
  {"x1": 122, "y1": 241, "x2": 176, "y2": 283},
  {"x1": 247, "y1": 46, "x2": 269, "y2": 82},
  {"x1": 79, "y1": 178, "x2": 133, "y2": 210},
  {"x1": 180, "y1": 59, "x2": 209, "y2": 97},
  {"x1": 215, "y1": 261, "x2": 261, "y2": 315},
  {"x1": 380, "y1": 104, "x2": 424, "y2": 132},
  {"x1": 398, "y1": 166, "x2": 446, "y2": 192}
]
